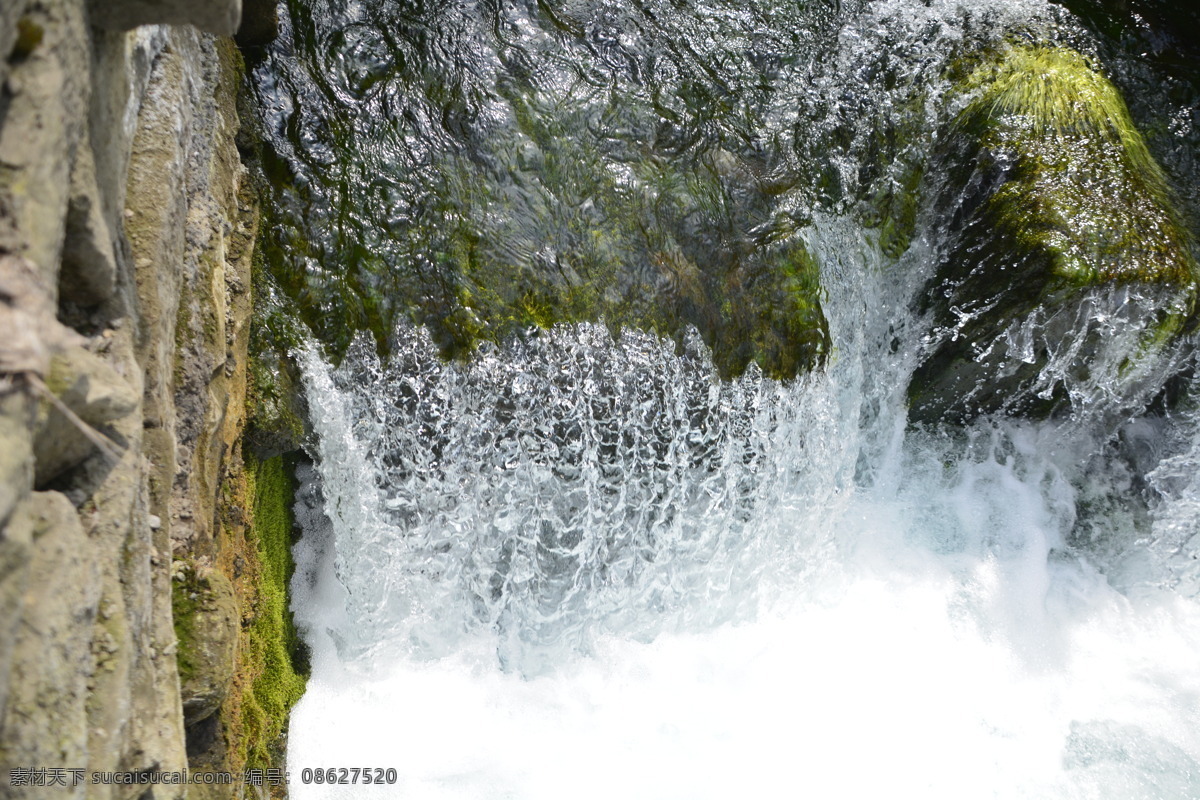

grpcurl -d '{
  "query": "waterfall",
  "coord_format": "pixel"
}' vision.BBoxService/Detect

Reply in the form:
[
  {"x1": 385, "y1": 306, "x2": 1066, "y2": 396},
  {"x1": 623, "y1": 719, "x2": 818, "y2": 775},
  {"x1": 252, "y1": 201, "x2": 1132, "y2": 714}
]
[
  {"x1": 251, "y1": 0, "x2": 1200, "y2": 795},
  {"x1": 286, "y1": 224, "x2": 1200, "y2": 798}
]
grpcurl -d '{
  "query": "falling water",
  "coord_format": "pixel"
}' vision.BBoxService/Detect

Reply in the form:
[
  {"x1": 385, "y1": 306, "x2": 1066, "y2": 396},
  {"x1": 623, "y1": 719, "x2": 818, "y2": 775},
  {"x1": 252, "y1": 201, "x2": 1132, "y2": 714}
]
[
  {"x1": 254, "y1": 0, "x2": 1200, "y2": 796},
  {"x1": 286, "y1": 230, "x2": 1200, "y2": 798}
]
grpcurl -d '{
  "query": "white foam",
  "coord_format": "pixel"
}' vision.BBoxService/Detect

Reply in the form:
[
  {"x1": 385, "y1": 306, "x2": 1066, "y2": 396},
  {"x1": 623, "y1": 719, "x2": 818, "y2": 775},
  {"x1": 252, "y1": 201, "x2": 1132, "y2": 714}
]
[
  {"x1": 289, "y1": 333, "x2": 1200, "y2": 799},
  {"x1": 288, "y1": 516, "x2": 1200, "y2": 799}
]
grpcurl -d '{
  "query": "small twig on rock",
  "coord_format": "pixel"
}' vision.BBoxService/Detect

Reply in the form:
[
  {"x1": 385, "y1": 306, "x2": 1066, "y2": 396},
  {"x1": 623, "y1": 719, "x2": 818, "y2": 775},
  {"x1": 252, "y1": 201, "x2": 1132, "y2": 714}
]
[{"x1": 24, "y1": 373, "x2": 124, "y2": 464}]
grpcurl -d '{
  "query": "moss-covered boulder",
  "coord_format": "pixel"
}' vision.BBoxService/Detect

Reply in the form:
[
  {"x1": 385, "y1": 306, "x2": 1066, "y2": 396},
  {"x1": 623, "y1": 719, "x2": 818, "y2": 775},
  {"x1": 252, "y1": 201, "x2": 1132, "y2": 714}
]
[
  {"x1": 173, "y1": 561, "x2": 239, "y2": 726},
  {"x1": 909, "y1": 44, "x2": 1198, "y2": 422}
]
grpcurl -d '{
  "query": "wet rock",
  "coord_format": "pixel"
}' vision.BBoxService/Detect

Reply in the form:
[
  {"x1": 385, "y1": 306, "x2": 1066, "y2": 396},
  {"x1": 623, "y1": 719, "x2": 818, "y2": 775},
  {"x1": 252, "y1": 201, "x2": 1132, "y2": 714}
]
[
  {"x1": 237, "y1": 0, "x2": 279, "y2": 48},
  {"x1": 1051, "y1": 0, "x2": 1200, "y2": 69},
  {"x1": 248, "y1": 346, "x2": 308, "y2": 459},
  {"x1": 909, "y1": 44, "x2": 1198, "y2": 423}
]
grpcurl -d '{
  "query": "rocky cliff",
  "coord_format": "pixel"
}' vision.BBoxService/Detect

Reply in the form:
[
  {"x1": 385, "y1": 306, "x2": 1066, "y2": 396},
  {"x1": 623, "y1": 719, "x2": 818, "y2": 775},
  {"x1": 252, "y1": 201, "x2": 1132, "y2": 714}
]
[{"x1": 0, "y1": 1, "x2": 294, "y2": 797}]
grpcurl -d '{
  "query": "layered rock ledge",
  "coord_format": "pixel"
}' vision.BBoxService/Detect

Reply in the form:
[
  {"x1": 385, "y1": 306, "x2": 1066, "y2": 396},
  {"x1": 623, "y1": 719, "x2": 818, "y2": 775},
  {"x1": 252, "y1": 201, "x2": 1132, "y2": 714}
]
[{"x1": 0, "y1": 1, "x2": 298, "y2": 797}]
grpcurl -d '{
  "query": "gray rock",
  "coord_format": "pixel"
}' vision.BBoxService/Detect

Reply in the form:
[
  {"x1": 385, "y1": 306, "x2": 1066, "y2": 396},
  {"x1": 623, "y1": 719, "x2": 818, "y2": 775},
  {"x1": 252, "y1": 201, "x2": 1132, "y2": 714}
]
[
  {"x1": 33, "y1": 343, "x2": 139, "y2": 485},
  {"x1": 0, "y1": 492, "x2": 100, "y2": 785},
  {"x1": 174, "y1": 564, "x2": 238, "y2": 726},
  {"x1": 0, "y1": 4, "x2": 29, "y2": 92},
  {"x1": 0, "y1": 254, "x2": 58, "y2": 380},
  {"x1": 0, "y1": 392, "x2": 34, "y2": 530},
  {"x1": 0, "y1": 2, "x2": 272, "y2": 789},
  {"x1": 0, "y1": 484, "x2": 33, "y2": 735},
  {"x1": 87, "y1": 0, "x2": 243, "y2": 36},
  {"x1": 60, "y1": 141, "x2": 118, "y2": 307},
  {"x1": 0, "y1": 0, "x2": 90, "y2": 297}
]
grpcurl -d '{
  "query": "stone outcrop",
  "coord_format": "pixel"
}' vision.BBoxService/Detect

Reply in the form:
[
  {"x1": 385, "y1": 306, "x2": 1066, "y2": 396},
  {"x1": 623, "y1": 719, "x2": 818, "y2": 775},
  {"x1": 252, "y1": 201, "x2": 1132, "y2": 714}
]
[
  {"x1": 0, "y1": 1, "x2": 268, "y2": 797},
  {"x1": 909, "y1": 44, "x2": 1198, "y2": 423},
  {"x1": 172, "y1": 564, "x2": 237, "y2": 728}
]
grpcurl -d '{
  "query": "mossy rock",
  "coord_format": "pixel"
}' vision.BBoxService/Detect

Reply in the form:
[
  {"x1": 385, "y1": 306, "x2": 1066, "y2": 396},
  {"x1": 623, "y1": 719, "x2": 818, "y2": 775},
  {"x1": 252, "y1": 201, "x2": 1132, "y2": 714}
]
[
  {"x1": 247, "y1": 350, "x2": 306, "y2": 458},
  {"x1": 173, "y1": 562, "x2": 238, "y2": 726},
  {"x1": 415, "y1": 146, "x2": 831, "y2": 382},
  {"x1": 239, "y1": 454, "x2": 307, "y2": 771},
  {"x1": 909, "y1": 44, "x2": 1198, "y2": 423},
  {"x1": 247, "y1": 242, "x2": 309, "y2": 458},
  {"x1": 252, "y1": 36, "x2": 831, "y2": 383}
]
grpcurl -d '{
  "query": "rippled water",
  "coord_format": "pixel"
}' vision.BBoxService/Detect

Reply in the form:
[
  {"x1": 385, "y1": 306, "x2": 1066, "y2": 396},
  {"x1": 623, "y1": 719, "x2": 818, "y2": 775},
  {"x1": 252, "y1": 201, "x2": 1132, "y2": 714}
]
[
  {"x1": 254, "y1": 0, "x2": 1200, "y2": 796},
  {"x1": 256, "y1": 0, "x2": 1176, "y2": 357}
]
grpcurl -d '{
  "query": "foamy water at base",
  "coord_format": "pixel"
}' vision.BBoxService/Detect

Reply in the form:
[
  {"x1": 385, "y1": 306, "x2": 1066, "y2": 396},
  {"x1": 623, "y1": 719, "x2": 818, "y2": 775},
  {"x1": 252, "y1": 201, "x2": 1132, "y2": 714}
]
[{"x1": 289, "y1": 470, "x2": 1200, "y2": 800}]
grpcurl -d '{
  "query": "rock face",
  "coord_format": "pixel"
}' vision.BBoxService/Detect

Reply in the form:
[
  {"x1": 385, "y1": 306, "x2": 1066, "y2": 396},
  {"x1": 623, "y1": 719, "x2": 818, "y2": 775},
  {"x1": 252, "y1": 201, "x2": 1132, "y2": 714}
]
[
  {"x1": 0, "y1": 1, "x2": 262, "y2": 797},
  {"x1": 909, "y1": 44, "x2": 1198, "y2": 423},
  {"x1": 32, "y1": 345, "x2": 140, "y2": 485},
  {"x1": 172, "y1": 564, "x2": 238, "y2": 728}
]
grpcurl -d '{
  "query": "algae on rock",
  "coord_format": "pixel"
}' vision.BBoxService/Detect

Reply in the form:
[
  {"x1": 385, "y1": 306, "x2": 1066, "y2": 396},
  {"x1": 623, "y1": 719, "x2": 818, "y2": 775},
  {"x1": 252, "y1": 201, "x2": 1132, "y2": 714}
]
[
  {"x1": 239, "y1": 454, "x2": 307, "y2": 773},
  {"x1": 251, "y1": 0, "x2": 832, "y2": 383},
  {"x1": 172, "y1": 561, "x2": 238, "y2": 726},
  {"x1": 909, "y1": 43, "x2": 1198, "y2": 423}
]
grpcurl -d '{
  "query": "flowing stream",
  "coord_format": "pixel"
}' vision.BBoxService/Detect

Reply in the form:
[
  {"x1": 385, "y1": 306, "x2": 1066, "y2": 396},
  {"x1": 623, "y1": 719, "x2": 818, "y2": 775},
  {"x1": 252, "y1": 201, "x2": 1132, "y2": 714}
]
[{"x1": 254, "y1": 0, "x2": 1200, "y2": 796}]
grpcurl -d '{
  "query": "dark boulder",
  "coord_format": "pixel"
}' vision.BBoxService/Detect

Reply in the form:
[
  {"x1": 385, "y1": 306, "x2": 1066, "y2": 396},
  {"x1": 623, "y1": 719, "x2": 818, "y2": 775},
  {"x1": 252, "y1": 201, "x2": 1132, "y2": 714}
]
[{"x1": 910, "y1": 44, "x2": 1197, "y2": 423}]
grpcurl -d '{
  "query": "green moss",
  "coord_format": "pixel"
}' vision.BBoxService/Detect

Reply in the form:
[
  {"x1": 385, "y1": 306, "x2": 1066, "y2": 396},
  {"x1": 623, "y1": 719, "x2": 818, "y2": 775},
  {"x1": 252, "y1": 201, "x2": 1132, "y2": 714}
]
[
  {"x1": 171, "y1": 563, "x2": 205, "y2": 685},
  {"x1": 42, "y1": 352, "x2": 72, "y2": 398},
  {"x1": 239, "y1": 453, "x2": 307, "y2": 771},
  {"x1": 10, "y1": 18, "x2": 43, "y2": 60},
  {"x1": 953, "y1": 44, "x2": 1196, "y2": 291}
]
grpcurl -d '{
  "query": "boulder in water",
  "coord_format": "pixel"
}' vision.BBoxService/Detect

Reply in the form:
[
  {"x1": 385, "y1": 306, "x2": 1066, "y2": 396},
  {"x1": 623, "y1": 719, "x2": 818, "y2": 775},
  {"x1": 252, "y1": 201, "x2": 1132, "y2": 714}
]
[{"x1": 909, "y1": 44, "x2": 1197, "y2": 423}]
